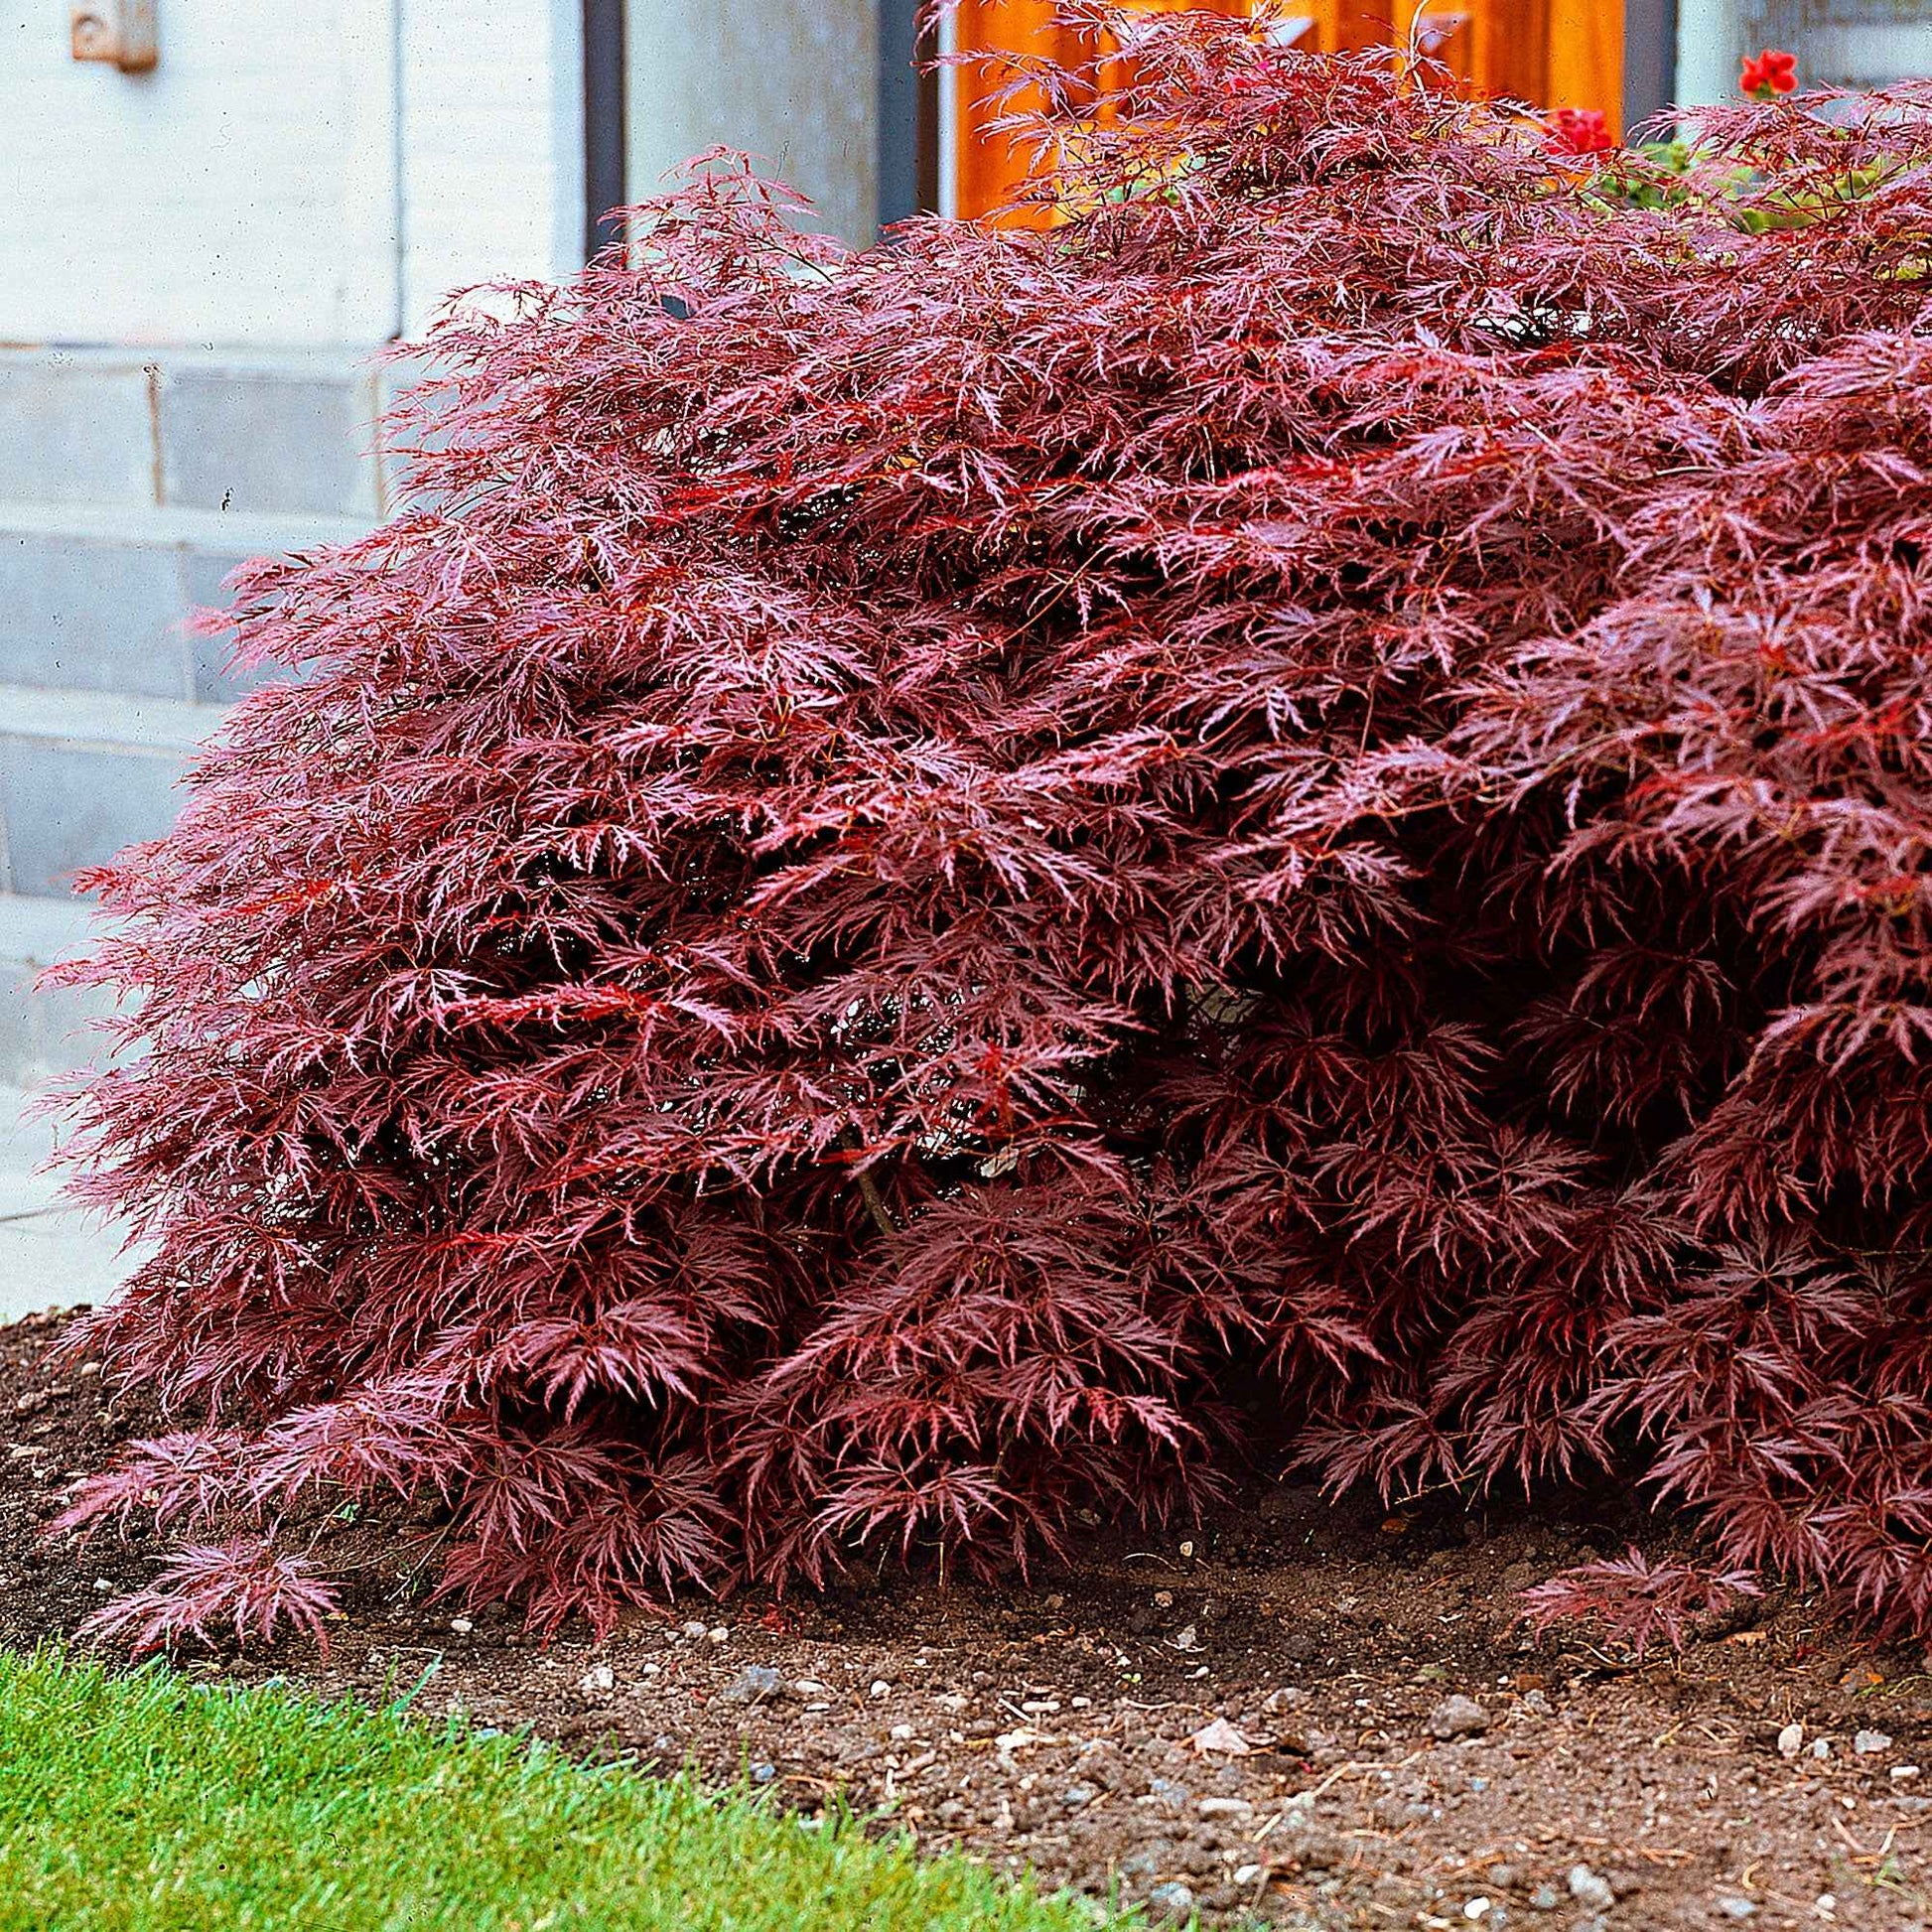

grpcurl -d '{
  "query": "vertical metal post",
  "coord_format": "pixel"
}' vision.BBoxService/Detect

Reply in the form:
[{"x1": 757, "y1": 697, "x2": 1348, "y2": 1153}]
[
  {"x1": 1623, "y1": 0, "x2": 1679, "y2": 130},
  {"x1": 583, "y1": 0, "x2": 627, "y2": 258},
  {"x1": 879, "y1": 0, "x2": 926, "y2": 230}
]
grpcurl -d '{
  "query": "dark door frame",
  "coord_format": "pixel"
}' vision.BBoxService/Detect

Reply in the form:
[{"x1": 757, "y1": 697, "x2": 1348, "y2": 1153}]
[
  {"x1": 585, "y1": 0, "x2": 932, "y2": 259},
  {"x1": 1623, "y1": 0, "x2": 1678, "y2": 130},
  {"x1": 583, "y1": 0, "x2": 627, "y2": 257},
  {"x1": 879, "y1": 0, "x2": 939, "y2": 227}
]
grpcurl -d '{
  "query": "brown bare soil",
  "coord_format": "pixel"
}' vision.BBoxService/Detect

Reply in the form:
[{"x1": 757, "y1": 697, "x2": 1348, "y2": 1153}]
[{"x1": 4, "y1": 1305, "x2": 1929, "y2": 1931}]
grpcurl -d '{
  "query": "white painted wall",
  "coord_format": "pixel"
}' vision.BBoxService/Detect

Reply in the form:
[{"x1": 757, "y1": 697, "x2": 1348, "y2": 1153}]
[
  {"x1": 1675, "y1": 0, "x2": 1745, "y2": 105},
  {"x1": 0, "y1": 0, "x2": 585, "y2": 348},
  {"x1": 0, "y1": 1, "x2": 401, "y2": 345},
  {"x1": 1678, "y1": 0, "x2": 1932, "y2": 104},
  {"x1": 398, "y1": 0, "x2": 584, "y2": 335}
]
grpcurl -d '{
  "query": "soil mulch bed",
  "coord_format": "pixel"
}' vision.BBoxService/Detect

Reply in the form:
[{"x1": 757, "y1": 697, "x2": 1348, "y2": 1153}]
[{"x1": 4, "y1": 1305, "x2": 1930, "y2": 1931}]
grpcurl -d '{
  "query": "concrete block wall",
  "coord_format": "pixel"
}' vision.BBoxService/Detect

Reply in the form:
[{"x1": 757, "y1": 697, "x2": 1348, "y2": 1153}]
[
  {"x1": 0, "y1": 351, "x2": 378, "y2": 703},
  {"x1": 0, "y1": 345, "x2": 387, "y2": 1081},
  {"x1": 0, "y1": 0, "x2": 587, "y2": 347},
  {"x1": 0, "y1": 1, "x2": 590, "y2": 1087},
  {"x1": 0, "y1": 896, "x2": 122, "y2": 1092}
]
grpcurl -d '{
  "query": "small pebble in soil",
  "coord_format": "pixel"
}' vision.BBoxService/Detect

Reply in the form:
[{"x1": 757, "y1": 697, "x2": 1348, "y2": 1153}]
[
  {"x1": 578, "y1": 1663, "x2": 615, "y2": 1697},
  {"x1": 1233, "y1": 1863, "x2": 1265, "y2": 1885},
  {"x1": 1891, "y1": 1764, "x2": 1922, "y2": 1782},
  {"x1": 1429, "y1": 1694, "x2": 1490, "y2": 1739},
  {"x1": 1811, "y1": 1736, "x2": 1833, "y2": 1758},
  {"x1": 705, "y1": 1625, "x2": 730, "y2": 1644},
  {"x1": 751, "y1": 1761, "x2": 776, "y2": 1783},
  {"x1": 870, "y1": 1678, "x2": 893, "y2": 1699},
  {"x1": 1463, "y1": 1900, "x2": 1492, "y2": 1922},
  {"x1": 680, "y1": 1620, "x2": 707, "y2": 1640},
  {"x1": 1716, "y1": 1895, "x2": 1758, "y2": 1920},
  {"x1": 721, "y1": 1664, "x2": 782, "y2": 1705},
  {"x1": 1777, "y1": 1722, "x2": 1804, "y2": 1757},
  {"x1": 1528, "y1": 1882, "x2": 1562, "y2": 1910},
  {"x1": 449, "y1": 1617, "x2": 474, "y2": 1635},
  {"x1": 1198, "y1": 1796, "x2": 1254, "y2": 1821},
  {"x1": 1145, "y1": 1880, "x2": 1194, "y2": 1922},
  {"x1": 1568, "y1": 1863, "x2": 1615, "y2": 1912},
  {"x1": 1855, "y1": 1728, "x2": 1892, "y2": 1754},
  {"x1": 1062, "y1": 1783, "x2": 1096, "y2": 1809}
]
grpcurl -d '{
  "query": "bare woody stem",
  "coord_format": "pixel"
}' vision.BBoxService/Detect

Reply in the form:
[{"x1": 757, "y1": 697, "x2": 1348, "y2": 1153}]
[{"x1": 840, "y1": 1124, "x2": 898, "y2": 1240}]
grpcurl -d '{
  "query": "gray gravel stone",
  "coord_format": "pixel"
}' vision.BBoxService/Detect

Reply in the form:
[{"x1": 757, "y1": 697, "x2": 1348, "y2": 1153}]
[
  {"x1": 720, "y1": 1664, "x2": 783, "y2": 1705},
  {"x1": 1429, "y1": 1694, "x2": 1490, "y2": 1739},
  {"x1": 1198, "y1": 1796, "x2": 1255, "y2": 1821},
  {"x1": 1145, "y1": 1879, "x2": 1195, "y2": 1922},
  {"x1": 1568, "y1": 1864, "x2": 1615, "y2": 1911}
]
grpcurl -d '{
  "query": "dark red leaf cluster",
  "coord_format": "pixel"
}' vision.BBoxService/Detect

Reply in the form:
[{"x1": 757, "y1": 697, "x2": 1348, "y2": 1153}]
[
  {"x1": 47, "y1": 13, "x2": 1932, "y2": 1645},
  {"x1": 1519, "y1": 1549, "x2": 1761, "y2": 1658}
]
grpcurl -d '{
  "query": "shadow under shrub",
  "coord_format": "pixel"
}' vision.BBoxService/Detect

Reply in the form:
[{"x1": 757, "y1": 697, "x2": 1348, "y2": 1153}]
[{"x1": 48, "y1": 12, "x2": 1932, "y2": 1644}]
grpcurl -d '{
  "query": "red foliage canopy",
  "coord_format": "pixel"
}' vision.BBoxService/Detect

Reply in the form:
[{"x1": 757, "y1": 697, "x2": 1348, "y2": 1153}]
[{"x1": 49, "y1": 16, "x2": 1932, "y2": 1644}]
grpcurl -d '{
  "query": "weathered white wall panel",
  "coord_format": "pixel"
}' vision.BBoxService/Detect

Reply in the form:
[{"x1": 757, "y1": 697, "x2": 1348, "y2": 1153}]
[
  {"x1": 0, "y1": 1, "x2": 401, "y2": 345},
  {"x1": 626, "y1": 0, "x2": 880, "y2": 249},
  {"x1": 397, "y1": 0, "x2": 584, "y2": 335},
  {"x1": 0, "y1": 0, "x2": 586, "y2": 347}
]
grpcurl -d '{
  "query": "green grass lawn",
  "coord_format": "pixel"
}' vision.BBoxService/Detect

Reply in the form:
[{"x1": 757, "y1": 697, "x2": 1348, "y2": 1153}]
[{"x1": 0, "y1": 1649, "x2": 1137, "y2": 1931}]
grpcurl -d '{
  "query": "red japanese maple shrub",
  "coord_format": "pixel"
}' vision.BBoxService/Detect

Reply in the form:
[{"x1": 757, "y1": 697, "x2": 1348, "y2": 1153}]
[{"x1": 46, "y1": 11, "x2": 1932, "y2": 1646}]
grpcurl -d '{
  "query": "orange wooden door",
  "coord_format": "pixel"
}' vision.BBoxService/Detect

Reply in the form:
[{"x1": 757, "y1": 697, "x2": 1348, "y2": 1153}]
[
  {"x1": 949, "y1": 0, "x2": 1252, "y2": 221},
  {"x1": 948, "y1": 0, "x2": 1624, "y2": 219}
]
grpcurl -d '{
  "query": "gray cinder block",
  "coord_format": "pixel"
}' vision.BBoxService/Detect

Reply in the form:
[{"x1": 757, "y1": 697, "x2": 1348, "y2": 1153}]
[
  {"x1": 0, "y1": 530, "x2": 192, "y2": 699},
  {"x1": 0, "y1": 354, "x2": 158, "y2": 508},
  {"x1": 159, "y1": 366, "x2": 380, "y2": 520},
  {"x1": 0, "y1": 891, "x2": 123, "y2": 1086},
  {"x1": 0, "y1": 740, "x2": 190, "y2": 898},
  {"x1": 180, "y1": 544, "x2": 305, "y2": 705}
]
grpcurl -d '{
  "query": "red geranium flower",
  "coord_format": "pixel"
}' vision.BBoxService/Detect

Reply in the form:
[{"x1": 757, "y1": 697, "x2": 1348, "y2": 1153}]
[
  {"x1": 1740, "y1": 48, "x2": 1798, "y2": 99},
  {"x1": 1546, "y1": 106, "x2": 1614, "y2": 156}
]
